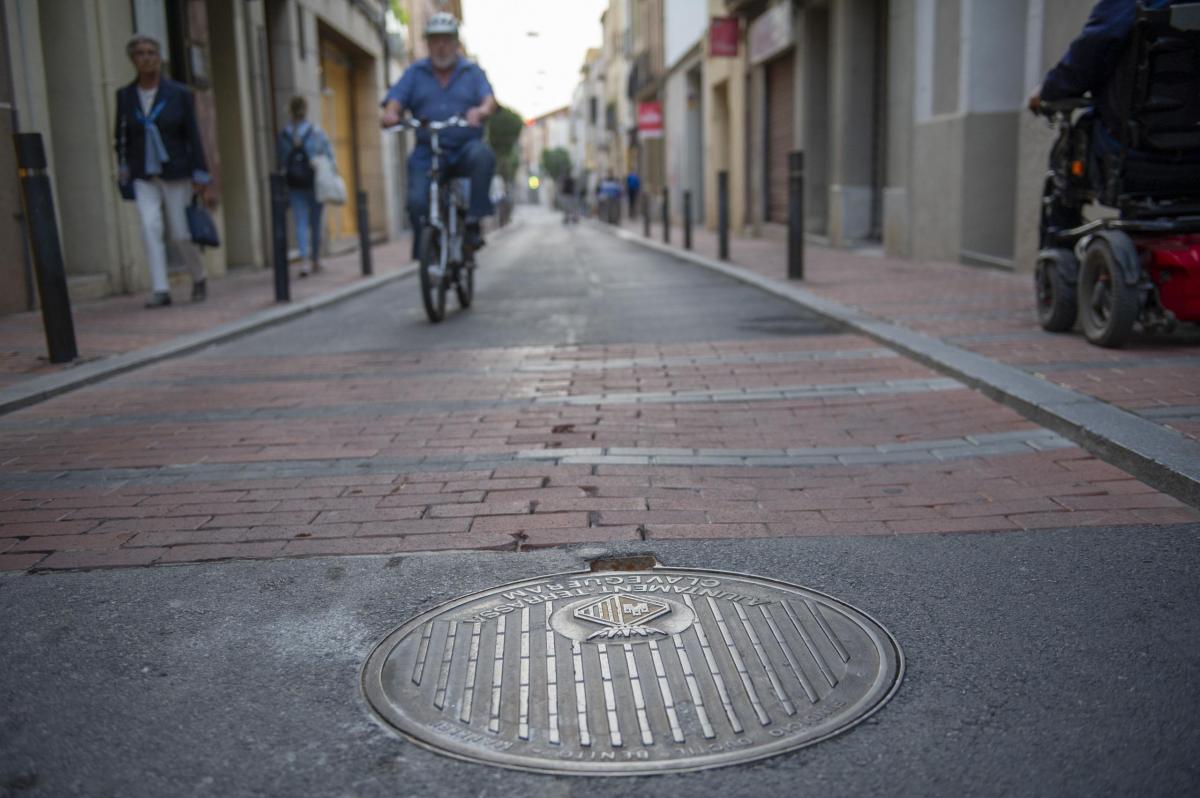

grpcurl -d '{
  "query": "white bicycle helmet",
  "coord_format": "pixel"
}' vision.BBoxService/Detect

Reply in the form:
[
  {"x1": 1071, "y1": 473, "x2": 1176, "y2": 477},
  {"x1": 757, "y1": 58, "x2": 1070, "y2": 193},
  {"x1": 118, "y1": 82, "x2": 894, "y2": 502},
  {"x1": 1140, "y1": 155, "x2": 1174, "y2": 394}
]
[{"x1": 424, "y1": 12, "x2": 459, "y2": 37}]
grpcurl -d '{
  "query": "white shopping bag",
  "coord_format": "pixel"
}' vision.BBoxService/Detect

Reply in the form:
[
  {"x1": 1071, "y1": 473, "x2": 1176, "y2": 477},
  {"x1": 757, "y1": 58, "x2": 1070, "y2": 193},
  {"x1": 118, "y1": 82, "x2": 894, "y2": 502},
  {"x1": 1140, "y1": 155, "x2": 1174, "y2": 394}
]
[{"x1": 313, "y1": 154, "x2": 347, "y2": 205}]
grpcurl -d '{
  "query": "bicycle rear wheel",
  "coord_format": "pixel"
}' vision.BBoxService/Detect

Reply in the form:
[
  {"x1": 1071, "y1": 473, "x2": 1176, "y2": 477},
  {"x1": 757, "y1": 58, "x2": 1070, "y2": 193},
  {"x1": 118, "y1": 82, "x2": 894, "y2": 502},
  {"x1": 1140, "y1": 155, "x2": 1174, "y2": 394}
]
[{"x1": 418, "y1": 226, "x2": 447, "y2": 323}]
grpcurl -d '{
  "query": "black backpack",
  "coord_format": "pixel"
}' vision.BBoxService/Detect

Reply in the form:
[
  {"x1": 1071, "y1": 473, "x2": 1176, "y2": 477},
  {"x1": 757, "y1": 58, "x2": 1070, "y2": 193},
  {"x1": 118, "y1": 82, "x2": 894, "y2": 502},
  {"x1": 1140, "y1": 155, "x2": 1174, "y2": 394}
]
[{"x1": 285, "y1": 127, "x2": 314, "y2": 189}]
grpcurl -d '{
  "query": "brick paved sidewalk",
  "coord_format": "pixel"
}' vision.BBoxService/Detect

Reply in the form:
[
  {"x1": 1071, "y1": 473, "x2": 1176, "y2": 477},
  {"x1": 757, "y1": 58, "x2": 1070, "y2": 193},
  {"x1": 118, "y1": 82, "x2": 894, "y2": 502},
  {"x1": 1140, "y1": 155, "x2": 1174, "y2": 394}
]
[
  {"x1": 3, "y1": 328, "x2": 1197, "y2": 572},
  {"x1": 1, "y1": 212, "x2": 1197, "y2": 573},
  {"x1": 0, "y1": 235, "x2": 413, "y2": 392},
  {"x1": 618, "y1": 217, "x2": 1200, "y2": 444}
]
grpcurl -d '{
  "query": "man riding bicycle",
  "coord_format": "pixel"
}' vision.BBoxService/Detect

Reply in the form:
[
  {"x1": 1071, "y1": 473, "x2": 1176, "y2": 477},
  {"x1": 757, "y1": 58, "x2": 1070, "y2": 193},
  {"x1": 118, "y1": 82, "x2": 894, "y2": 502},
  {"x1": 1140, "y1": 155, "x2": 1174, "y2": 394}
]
[{"x1": 381, "y1": 12, "x2": 497, "y2": 253}]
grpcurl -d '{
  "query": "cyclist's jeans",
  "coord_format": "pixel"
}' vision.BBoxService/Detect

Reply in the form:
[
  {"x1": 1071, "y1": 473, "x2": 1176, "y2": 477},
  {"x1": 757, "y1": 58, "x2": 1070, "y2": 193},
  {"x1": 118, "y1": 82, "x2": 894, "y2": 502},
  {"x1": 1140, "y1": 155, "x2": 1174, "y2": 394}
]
[{"x1": 407, "y1": 138, "x2": 496, "y2": 236}]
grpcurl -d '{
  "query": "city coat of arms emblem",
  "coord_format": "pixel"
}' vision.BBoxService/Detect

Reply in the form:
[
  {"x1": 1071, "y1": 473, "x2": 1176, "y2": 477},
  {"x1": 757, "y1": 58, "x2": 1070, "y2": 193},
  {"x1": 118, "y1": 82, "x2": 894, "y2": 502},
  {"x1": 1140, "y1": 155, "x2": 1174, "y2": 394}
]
[{"x1": 573, "y1": 595, "x2": 671, "y2": 640}]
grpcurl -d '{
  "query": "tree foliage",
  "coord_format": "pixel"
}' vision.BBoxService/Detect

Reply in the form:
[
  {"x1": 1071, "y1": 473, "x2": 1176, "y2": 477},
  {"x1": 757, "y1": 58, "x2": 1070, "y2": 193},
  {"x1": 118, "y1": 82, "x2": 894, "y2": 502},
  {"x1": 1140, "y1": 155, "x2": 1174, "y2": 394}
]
[
  {"x1": 539, "y1": 147, "x2": 572, "y2": 182},
  {"x1": 486, "y1": 106, "x2": 524, "y2": 178}
]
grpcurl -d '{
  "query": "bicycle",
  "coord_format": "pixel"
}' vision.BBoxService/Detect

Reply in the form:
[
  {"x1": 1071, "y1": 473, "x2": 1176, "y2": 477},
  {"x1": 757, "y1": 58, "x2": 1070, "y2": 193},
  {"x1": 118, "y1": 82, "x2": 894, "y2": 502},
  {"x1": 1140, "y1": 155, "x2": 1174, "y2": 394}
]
[
  {"x1": 559, "y1": 196, "x2": 577, "y2": 225},
  {"x1": 386, "y1": 115, "x2": 476, "y2": 323}
]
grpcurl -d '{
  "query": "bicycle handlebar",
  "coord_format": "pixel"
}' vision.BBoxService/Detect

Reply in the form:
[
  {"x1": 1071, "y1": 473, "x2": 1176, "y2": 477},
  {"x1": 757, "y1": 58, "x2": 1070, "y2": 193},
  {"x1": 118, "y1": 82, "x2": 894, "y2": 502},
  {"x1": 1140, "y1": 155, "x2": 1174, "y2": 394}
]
[{"x1": 383, "y1": 115, "x2": 470, "y2": 134}]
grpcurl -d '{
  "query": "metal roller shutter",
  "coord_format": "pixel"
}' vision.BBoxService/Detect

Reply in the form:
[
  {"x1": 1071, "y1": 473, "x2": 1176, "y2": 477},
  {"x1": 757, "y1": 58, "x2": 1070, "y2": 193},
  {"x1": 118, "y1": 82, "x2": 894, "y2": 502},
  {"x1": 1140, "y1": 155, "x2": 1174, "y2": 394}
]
[{"x1": 766, "y1": 52, "x2": 794, "y2": 224}]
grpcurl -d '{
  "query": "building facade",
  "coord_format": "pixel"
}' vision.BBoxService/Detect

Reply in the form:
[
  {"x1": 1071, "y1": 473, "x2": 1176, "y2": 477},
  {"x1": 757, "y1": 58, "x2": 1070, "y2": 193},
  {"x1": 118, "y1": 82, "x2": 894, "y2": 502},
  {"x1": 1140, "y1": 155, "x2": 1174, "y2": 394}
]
[
  {"x1": 1, "y1": 0, "x2": 405, "y2": 315},
  {"x1": 573, "y1": 0, "x2": 1106, "y2": 273},
  {"x1": 662, "y1": 0, "x2": 707, "y2": 226}
]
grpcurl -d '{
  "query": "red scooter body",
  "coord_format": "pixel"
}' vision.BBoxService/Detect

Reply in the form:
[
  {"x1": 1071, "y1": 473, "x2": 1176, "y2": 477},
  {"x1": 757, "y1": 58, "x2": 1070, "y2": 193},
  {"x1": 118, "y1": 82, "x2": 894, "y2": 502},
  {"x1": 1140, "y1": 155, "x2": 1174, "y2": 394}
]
[{"x1": 1140, "y1": 234, "x2": 1200, "y2": 322}]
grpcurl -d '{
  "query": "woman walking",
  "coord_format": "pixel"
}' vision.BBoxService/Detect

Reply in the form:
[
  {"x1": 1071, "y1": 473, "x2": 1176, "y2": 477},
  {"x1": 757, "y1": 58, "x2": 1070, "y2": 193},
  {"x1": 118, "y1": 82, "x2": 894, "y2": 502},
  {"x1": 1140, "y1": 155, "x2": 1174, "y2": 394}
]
[
  {"x1": 278, "y1": 96, "x2": 335, "y2": 276},
  {"x1": 115, "y1": 34, "x2": 211, "y2": 307}
]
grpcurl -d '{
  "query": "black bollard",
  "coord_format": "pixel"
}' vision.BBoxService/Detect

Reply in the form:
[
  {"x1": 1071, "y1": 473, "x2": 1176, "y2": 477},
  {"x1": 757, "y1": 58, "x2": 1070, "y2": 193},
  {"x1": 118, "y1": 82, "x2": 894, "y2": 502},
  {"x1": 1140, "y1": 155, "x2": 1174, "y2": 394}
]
[
  {"x1": 13, "y1": 133, "x2": 77, "y2": 363},
  {"x1": 718, "y1": 170, "x2": 730, "y2": 261},
  {"x1": 643, "y1": 193, "x2": 650, "y2": 237},
  {"x1": 662, "y1": 187, "x2": 670, "y2": 244},
  {"x1": 270, "y1": 173, "x2": 290, "y2": 303},
  {"x1": 788, "y1": 151, "x2": 805, "y2": 280},
  {"x1": 357, "y1": 190, "x2": 372, "y2": 276},
  {"x1": 683, "y1": 190, "x2": 693, "y2": 250}
]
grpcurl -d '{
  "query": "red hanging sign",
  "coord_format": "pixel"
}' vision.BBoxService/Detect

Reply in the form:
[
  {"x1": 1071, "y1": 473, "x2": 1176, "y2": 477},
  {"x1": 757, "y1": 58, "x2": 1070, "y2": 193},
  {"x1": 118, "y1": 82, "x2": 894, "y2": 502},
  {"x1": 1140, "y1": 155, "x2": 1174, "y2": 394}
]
[
  {"x1": 637, "y1": 101, "x2": 664, "y2": 138},
  {"x1": 709, "y1": 17, "x2": 739, "y2": 57}
]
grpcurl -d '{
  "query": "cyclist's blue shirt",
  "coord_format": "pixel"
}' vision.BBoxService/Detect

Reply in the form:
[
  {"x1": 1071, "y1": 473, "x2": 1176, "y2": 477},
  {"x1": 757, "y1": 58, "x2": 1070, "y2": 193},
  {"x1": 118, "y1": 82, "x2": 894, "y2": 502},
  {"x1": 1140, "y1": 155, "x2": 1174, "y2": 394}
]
[{"x1": 383, "y1": 56, "x2": 493, "y2": 151}]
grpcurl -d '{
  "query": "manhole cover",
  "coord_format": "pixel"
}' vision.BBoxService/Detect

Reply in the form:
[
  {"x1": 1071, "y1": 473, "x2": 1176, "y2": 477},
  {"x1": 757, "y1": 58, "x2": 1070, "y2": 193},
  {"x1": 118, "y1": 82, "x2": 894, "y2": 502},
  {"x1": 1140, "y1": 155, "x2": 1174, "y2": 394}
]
[{"x1": 363, "y1": 567, "x2": 902, "y2": 775}]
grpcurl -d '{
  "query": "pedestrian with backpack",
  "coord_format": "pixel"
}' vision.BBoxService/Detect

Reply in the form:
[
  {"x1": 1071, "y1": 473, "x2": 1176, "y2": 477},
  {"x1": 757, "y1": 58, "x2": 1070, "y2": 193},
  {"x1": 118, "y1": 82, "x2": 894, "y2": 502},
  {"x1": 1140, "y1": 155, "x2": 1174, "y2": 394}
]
[{"x1": 278, "y1": 96, "x2": 335, "y2": 276}]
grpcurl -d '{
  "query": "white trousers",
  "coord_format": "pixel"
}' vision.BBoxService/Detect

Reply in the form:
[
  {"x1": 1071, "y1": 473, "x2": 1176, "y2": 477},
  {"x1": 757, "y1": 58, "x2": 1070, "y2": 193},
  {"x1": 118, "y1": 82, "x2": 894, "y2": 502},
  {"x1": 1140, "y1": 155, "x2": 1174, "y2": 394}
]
[{"x1": 133, "y1": 178, "x2": 205, "y2": 293}]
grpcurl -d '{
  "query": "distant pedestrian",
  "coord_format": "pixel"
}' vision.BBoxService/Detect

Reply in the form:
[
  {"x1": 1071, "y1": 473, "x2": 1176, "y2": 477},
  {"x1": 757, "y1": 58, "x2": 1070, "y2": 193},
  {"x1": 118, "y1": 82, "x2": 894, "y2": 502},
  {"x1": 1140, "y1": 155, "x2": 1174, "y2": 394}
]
[
  {"x1": 626, "y1": 170, "x2": 640, "y2": 216},
  {"x1": 599, "y1": 173, "x2": 622, "y2": 224},
  {"x1": 279, "y1": 96, "x2": 336, "y2": 277},
  {"x1": 115, "y1": 34, "x2": 211, "y2": 307},
  {"x1": 559, "y1": 174, "x2": 578, "y2": 223}
]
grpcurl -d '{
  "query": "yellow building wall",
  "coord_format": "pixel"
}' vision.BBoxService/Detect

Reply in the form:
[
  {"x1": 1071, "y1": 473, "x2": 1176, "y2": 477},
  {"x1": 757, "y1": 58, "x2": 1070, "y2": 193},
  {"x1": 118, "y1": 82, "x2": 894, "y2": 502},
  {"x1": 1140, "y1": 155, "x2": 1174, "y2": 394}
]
[{"x1": 702, "y1": 2, "x2": 748, "y2": 235}]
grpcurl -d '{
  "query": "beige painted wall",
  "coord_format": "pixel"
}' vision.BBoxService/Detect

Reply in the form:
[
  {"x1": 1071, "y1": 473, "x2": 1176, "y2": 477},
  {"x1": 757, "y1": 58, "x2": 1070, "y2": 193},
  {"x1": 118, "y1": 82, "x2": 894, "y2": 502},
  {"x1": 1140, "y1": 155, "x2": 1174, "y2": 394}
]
[
  {"x1": 40, "y1": 0, "x2": 136, "y2": 296},
  {"x1": 703, "y1": 0, "x2": 747, "y2": 234}
]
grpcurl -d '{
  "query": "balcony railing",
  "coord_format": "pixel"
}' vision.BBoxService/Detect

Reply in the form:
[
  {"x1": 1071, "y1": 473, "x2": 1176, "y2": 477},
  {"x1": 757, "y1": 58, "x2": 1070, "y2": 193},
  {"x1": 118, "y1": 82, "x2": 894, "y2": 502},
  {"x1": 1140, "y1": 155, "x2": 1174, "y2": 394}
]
[{"x1": 627, "y1": 50, "x2": 659, "y2": 99}]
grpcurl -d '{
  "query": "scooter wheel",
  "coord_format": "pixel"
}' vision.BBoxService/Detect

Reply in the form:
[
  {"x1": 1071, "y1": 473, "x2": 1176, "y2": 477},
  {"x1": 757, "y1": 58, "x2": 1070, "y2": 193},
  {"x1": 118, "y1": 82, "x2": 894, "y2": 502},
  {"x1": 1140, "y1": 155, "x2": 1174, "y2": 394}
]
[
  {"x1": 1035, "y1": 249, "x2": 1078, "y2": 332},
  {"x1": 1078, "y1": 238, "x2": 1138, "y2": 347}
]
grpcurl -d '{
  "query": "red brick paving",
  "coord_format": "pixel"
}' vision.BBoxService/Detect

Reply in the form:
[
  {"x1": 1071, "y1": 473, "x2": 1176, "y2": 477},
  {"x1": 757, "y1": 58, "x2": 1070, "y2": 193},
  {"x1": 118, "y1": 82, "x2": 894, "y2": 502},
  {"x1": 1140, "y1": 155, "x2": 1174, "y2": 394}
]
[
  {"x1": 620, "y1": 218, "x2": 1200, "y2": 444},
  {"x1": 2, "y1": 433, "x2": 1196, "y2": 571},
  {"x1": 0, "y1": 222, "x2": 1197, "y2": 571}
]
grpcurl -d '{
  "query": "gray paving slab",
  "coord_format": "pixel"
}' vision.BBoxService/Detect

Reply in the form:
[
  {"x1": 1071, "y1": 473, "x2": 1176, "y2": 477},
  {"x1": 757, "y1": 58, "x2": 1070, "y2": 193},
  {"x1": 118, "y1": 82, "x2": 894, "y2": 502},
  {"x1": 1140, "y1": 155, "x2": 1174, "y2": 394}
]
[{"x1": 1, "y1": 524, "x2": 1197, "y2": 797}]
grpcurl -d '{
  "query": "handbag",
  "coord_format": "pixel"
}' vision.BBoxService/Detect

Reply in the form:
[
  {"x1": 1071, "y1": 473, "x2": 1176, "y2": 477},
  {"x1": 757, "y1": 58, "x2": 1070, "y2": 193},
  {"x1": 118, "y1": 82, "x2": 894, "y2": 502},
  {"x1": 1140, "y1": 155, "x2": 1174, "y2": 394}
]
[
  {"x1": 313, "y1": 154, "x2": 347, "y2": 205},
  {"x1": 186, "y1": 197, "x2": 220, "y2": 248}
]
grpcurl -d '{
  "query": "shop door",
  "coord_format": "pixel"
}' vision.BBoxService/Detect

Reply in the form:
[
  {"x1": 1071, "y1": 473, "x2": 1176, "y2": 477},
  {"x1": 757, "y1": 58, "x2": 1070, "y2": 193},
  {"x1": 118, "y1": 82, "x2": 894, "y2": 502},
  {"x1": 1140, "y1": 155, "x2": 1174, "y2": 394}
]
[
  {"x1": 320, "y1": 44, "x2": 358, "y2": 242},
  {"x1": 765, "y1": 52, "x2": 794, "y2": 224}
]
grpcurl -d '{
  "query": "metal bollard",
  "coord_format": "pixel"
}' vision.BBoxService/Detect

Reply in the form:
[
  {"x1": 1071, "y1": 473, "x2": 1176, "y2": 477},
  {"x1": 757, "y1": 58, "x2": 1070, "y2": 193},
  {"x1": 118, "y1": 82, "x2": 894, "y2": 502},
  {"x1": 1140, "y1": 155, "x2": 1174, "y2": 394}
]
[
  {"x1": 270, "y1": 173, "x2": 290, "y2": 303},
  {"x1": 357, "y1": 190, "x2": 372, "y2": 276},
  {"x1": 14, "y1": 133, "x2": 77, "y2": 363},
  {"x1": 717, "y1": 170, "x2": 730, "y2": 261},
  {"x1": 662, "y1": 187, "x2": 670, "y2": 245},
  {"x1": 683, "y1": 190, "x2": 693, "y2": 250},
  {"x1": 788, "y1": 151, "x2": 805, "y2": 280},
  {"x1": 643, "y1": 193, "x2": 650, "y2": 237}
]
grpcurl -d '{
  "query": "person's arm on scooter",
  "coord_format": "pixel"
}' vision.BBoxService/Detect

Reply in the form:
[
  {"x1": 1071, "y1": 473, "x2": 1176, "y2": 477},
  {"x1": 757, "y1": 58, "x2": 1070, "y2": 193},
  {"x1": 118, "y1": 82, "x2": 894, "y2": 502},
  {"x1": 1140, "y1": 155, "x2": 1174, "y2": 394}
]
[{"x1": 1032, "y1": 0, "x2": 1140, "y2": 112}]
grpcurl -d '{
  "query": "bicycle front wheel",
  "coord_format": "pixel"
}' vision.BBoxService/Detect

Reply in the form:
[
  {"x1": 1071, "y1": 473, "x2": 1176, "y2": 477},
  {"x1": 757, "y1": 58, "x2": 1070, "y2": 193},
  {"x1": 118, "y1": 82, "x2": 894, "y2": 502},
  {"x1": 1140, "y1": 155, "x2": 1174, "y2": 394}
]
[
  {"x1": 455, "y1": 258, "x2": 474, "y2": 309},
  {"x1": 418, "y1": 226, "x2": 447, "y2": 323}
]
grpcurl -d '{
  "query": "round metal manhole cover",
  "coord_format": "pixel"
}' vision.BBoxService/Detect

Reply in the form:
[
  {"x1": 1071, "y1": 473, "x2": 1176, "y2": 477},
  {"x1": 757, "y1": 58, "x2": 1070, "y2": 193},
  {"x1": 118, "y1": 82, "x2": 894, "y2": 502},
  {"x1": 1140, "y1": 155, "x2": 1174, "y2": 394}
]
[{"x1": 362, "y1": 567, "x2": 903, "y2": 775}]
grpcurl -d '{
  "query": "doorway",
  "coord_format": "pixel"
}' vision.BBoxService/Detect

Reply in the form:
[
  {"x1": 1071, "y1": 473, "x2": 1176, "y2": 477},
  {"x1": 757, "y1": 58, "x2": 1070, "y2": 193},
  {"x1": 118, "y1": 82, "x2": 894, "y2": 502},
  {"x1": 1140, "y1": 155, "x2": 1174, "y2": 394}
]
[{"x1": 319, "y1": 40, "x2": 359, "y2": 246}]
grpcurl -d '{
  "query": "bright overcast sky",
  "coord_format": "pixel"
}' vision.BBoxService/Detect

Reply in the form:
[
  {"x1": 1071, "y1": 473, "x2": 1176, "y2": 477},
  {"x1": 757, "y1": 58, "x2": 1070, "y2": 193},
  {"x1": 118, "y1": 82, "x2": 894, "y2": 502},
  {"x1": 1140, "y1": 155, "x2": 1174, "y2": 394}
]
[{"x1": 461, "y1": 0, "x2": 610, "y2": 120}]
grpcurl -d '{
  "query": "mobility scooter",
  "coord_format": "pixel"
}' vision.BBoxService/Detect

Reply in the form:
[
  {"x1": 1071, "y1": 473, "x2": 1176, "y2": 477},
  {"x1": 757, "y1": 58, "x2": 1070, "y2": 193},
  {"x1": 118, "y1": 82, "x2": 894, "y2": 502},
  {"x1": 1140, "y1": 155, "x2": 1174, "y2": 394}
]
[{"x1": 1034, "y1": 2, "x2": 1200, "y2": 347}]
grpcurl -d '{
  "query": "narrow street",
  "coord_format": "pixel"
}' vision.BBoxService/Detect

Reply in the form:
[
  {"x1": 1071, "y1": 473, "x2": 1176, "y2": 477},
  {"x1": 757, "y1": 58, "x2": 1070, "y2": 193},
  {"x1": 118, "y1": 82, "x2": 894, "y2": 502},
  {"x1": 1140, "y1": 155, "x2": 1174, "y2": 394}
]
[{"x1": 2, "y1": 209, "x2": 1198, "y2": 796}]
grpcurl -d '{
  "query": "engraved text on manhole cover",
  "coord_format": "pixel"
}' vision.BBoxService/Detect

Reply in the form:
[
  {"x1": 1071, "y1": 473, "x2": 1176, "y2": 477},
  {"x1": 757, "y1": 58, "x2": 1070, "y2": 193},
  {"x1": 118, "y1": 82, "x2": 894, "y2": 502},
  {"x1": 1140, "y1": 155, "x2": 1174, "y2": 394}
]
[{"x1": 362, "y1": 568, "x2": 903, "y2": 775}]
